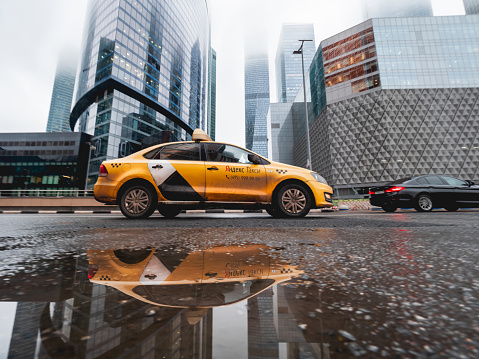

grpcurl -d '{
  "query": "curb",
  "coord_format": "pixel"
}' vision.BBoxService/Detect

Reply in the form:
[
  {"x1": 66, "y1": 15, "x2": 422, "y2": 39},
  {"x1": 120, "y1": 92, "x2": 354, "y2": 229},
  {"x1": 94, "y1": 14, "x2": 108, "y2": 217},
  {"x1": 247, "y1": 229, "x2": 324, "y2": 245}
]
[{"x1": 0, "y1": 208, "x2": 341, "y2": 214}]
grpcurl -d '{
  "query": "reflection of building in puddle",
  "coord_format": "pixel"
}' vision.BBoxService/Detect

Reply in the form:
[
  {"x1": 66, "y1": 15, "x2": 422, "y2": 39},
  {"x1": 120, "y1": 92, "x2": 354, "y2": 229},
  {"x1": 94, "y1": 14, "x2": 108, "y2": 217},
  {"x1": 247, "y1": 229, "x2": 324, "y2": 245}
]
[
  {"x1": 248, "y1": 288, "x2": 279, "y2": 358},
  {"x1": 1, "y1": 254, "x2": 214, "y2": 358},
  {"x1": 274, "y1": 284, "x2": 331, "y2": 358},
  {"x1": 2, "y1": 245, "x2": 323, "y2": 358}
]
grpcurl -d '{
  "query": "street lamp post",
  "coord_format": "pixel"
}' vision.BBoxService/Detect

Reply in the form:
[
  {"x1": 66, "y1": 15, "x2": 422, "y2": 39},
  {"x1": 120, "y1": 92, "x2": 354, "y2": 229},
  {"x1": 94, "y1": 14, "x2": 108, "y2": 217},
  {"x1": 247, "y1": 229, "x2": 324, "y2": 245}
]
[
  {"x1": 84, "y1": 142, "x2": 96, "y2": 195},
  {"x1": 293, "y1": 39, "x2": 313, "y2": 170}
]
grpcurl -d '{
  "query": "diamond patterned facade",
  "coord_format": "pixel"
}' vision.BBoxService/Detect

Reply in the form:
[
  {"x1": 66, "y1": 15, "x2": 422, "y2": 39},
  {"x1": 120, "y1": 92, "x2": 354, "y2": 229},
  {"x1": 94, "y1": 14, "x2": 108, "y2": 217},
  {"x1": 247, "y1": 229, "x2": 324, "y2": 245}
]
[
  {"x1": 294, "y1": 88, "x2": 479, "y2": 187},
  {"x1": 289, "y1": 15, "x2": 479, "y2": 192}
]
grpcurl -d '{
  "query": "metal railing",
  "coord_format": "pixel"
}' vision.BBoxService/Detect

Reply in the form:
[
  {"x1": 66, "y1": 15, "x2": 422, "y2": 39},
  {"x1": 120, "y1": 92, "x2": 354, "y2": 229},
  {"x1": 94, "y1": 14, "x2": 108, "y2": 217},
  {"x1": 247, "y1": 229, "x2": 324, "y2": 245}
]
[{"x1": 0, "y1": 189, "x2": 95, "y2": 198}]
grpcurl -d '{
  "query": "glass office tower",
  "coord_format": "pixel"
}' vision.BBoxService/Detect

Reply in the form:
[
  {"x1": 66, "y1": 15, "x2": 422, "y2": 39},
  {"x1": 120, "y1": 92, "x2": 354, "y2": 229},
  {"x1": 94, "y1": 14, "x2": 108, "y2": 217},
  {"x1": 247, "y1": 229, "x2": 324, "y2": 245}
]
[
  {"x1": 245, "y1": 51, "x2": 270, "y2": 157},
  {"x1": 71, "y1": 0, "x2": 210, "y2": 186},
  {"x1": 208, "y1": 48, "x2": 217, "y2": 140},
  {"x1": 464, "y1": 0, "x2": 479, "y2": 14},
  {"x1": 362, "y1": 0, "x2": 433, "y2": 19},
  {"x1": 46, "y1": 53, "x2": 77, "y2": 132},
  {"x1": 275, "y1": 24, "x2": 315, "y2": 103},
  {"x1": 292, "y1": 15, "x2": 479, "y2": 194}
]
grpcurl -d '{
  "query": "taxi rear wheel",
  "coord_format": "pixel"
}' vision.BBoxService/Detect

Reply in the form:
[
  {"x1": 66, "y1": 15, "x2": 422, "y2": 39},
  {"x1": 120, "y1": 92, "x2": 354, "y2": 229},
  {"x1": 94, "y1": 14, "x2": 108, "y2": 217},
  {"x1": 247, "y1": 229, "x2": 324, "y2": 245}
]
[
  {"x1": 274, "y1": 183, "x2": 311, "y2": 218},
  {"x1": 119, "y1": 185, "x2": 157, "y2": 219},
  {"x1": 113, "y1": 249, "x2": 153, "y2": 264},
  {"x1": 158, "y1": 205, "x2": 182, "y2": 218}
]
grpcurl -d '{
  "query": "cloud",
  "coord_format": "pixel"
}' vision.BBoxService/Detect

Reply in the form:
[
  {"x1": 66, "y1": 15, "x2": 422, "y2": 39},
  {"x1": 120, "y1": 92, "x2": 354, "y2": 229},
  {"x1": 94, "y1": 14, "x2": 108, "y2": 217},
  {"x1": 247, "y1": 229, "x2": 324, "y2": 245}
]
[{"x1": 0, "y1": 1, "x2": 87, "y2": 132}]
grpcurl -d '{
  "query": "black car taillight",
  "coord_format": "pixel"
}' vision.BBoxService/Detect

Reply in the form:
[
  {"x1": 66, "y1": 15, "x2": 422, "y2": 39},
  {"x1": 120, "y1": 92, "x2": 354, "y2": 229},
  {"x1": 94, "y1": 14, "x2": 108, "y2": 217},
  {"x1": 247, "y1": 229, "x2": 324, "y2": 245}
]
[
  {"x1": 385, "y1": 186, "x2": 405, "y2": 193},
  {"x1": 369, "y1": 190, "x2": 375, "y2": 195},
  {"x1": 99, "y1": 164, "x2": 108, "y2": 177}
]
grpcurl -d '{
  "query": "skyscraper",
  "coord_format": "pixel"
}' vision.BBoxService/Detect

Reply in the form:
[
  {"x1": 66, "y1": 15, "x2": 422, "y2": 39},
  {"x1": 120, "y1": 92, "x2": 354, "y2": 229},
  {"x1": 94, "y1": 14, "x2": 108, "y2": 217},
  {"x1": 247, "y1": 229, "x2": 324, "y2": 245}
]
[
  {"x1": 464, "y1": 0, "x2": 479, "y2": 14},
  {"x1": 208, "y1": 48, "x2": 217, "y2": 140},
  {"x1": 71, "y1": 0, "x2": 211, "y2": 186},
  {"x1": 46, "y1": 52, "x2": 77, "y2": 132},
  {"x1": 244, "y1": 50, "x2": 270, "y2": 157},
  {"x1": 275, "y1": 24, "x2": 315, "y2": 103},
  {"x1": 362, "y1": 0, "x2": 433, "y2": 19}
]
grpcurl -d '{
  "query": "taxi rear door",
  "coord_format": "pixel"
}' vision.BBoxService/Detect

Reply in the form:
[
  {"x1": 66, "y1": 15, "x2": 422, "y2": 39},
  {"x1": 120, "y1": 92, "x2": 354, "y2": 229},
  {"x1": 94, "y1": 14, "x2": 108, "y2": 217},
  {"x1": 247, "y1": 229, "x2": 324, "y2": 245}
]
[{"x1": 148, "y1": 142, "x2": 205, "y2": 201}]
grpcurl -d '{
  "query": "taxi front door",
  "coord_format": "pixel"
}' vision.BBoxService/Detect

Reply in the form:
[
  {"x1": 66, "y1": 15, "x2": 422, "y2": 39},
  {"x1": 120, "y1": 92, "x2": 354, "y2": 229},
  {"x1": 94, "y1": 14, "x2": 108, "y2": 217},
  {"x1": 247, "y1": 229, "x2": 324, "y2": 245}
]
[
  {"x1": 147, "y1": 142, "x2": 205, "y2": 201},
  {"x1": 203, "y1": 143, "x2": 267, "y2": 202}
]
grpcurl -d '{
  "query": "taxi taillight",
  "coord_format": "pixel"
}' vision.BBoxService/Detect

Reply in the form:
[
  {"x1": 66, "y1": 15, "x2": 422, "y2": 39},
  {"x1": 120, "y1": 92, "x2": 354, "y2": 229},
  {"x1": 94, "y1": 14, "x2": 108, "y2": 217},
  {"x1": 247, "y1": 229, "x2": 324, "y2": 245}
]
[
  {"x1": 88, "y1": 264, "x2": 99, "y2": 279},
  {"x1": 99, "y1": 164, "x2": 108, "y2": 177}
]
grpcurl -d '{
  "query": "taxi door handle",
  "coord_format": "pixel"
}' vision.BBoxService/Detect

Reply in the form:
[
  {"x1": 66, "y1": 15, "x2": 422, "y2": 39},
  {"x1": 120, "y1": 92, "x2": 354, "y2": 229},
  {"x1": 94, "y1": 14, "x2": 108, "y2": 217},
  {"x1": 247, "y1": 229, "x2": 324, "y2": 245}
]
[
  {"x1": 207, "y1": 167, "x2": 219, "y2": 171},
  {"x1": 152, "y1": 164, "x2": 163, "y2": 169}
]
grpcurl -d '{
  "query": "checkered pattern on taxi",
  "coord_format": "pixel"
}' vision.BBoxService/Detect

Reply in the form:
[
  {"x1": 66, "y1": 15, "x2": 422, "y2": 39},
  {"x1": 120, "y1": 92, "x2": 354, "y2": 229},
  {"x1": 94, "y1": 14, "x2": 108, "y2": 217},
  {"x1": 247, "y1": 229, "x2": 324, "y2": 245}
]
[
  {"x1": 280, "y1": 268, "x2": 293, "y2": 274},
  {"x1": 98, "y1": 275, "x2": 112, "y2": 281},
  {"x1": 276, "y1": 169, "x2": 288, "y2": 174},
  {"x1": 110, "y1": 163, "x2": 122, "y2": 168}
]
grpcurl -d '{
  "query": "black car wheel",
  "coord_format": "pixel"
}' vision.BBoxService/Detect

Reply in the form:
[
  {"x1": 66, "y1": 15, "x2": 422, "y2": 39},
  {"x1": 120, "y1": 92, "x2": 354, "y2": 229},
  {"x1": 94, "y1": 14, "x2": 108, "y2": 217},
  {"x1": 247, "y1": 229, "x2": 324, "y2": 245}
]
[
  {"x1": 382, "y1": 205, "x2": 397, "y2": 213},
  {"x1": 274, "y1": 183, "x2": 311, "y2": 218},
  {"x1": 444, "y1": 205, "x2": 459, "y2": 212},
  {"x1": 158, "y1": 205, "x2": 182, "y2": 218},
  {"x1": 415, "y1": 194, "x2": 433, "y2": 212},
  {"x1": 119, "y1": 185, "x2": 157, "y2": 219}
]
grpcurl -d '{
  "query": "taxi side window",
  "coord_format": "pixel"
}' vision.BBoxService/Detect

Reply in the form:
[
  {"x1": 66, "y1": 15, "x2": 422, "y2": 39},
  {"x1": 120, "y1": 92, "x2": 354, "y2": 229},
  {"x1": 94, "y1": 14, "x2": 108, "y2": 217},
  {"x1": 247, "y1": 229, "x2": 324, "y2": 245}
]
[
  {"x1": 156, "y1": 143, "x2": 200, "y2": 161},
  {"x1": 205, "y1": 143, "x2": 254, "y2": 164}
]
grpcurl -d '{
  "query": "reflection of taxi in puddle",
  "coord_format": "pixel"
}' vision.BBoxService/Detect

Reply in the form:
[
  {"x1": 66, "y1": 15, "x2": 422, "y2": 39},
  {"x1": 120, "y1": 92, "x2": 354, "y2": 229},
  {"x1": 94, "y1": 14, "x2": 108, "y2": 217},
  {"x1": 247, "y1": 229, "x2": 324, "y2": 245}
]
[{"x1": 87, "y1": 245, "x2": 301, "y2": 309}]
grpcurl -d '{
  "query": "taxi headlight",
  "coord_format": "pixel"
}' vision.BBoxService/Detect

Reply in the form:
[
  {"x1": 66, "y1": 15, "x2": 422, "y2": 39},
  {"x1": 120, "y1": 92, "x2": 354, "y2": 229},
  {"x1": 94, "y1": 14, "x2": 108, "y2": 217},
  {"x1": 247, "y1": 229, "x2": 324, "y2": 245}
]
[{"x1": 311, "y1": 172, "x2": 328, "y2": 185}]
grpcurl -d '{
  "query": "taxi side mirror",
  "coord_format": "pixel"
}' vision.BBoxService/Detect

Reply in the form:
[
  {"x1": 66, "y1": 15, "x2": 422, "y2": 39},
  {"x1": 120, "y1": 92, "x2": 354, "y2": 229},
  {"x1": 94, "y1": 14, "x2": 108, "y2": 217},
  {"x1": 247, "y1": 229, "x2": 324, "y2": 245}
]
[
  {"x1": 466, "y1": 180, "x2": 475, "y2": 186},
  {"x1": 248, "y1": 153, "x2": 261, "y2": 164}
]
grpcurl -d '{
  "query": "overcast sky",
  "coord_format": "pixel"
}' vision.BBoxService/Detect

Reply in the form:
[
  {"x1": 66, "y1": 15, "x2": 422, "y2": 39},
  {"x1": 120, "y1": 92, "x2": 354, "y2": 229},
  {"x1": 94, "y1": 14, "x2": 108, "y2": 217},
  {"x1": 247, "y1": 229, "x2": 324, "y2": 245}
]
[{"x1": 0, "y1": 0, "x2": 465, "y2": 147}]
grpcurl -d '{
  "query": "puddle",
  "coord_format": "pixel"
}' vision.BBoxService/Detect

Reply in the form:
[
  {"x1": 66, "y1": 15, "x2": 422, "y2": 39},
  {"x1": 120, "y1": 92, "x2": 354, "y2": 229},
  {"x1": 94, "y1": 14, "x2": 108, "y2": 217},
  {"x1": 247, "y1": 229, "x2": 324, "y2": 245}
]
[{"x1": 0, "y1": 228, "x2": 478, "y2": 358}]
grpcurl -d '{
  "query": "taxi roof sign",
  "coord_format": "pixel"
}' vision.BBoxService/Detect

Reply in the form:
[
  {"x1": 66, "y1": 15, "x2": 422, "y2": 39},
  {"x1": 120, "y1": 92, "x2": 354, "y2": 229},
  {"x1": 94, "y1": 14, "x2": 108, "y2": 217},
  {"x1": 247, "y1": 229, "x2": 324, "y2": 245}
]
[{"x1": 192, "y1": 129, "x2": 212, "y2": 142}]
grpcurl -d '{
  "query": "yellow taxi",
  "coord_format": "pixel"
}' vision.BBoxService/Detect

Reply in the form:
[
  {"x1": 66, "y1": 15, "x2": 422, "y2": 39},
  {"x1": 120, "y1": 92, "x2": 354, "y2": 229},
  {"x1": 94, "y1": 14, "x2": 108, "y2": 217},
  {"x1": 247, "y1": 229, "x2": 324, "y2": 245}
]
[
  {"x1": 94, "y1": 129, "x2": 333, "y2": 218},
  {"x1": 87, "y1": 245, "x2": 302, "y2": 314}
]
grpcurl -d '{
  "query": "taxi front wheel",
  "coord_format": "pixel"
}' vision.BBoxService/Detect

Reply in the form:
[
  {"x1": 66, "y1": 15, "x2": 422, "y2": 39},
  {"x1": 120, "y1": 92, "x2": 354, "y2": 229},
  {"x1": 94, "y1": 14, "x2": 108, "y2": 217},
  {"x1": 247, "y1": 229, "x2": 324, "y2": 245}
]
[
  {"x1": 274, "y1": 183, "x2": 311, "y2": 218},
  {"x1": 119, "y1": 185, "x2": 157, "y2": 219}
]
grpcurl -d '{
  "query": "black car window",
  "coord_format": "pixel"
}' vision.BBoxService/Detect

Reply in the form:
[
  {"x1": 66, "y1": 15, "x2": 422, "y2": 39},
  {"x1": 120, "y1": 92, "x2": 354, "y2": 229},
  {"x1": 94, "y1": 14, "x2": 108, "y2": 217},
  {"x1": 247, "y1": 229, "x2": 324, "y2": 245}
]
[
  {"x1": 390, "y1": 177, "x2": 413, "y2": 185},
  {"x1": 156, "y1": 143, "x2": 200, "y2": 161},
  {"x1": 416, "y1": 177, "x2": 430, "y2": 185},
  {"x1": 424, "y1": 175, "x2": 445, "y2": 185},
  {"x1": 441, "y1": 176, "x2": 467, "y2": 186}
]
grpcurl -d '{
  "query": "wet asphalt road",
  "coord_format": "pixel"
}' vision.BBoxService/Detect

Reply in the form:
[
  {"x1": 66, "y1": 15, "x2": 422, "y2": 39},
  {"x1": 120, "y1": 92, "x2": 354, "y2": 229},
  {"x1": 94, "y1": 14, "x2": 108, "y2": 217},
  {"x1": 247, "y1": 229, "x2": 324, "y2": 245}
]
[{"x1": 1, "y1": 210, "x2": 479, "y2": 358}]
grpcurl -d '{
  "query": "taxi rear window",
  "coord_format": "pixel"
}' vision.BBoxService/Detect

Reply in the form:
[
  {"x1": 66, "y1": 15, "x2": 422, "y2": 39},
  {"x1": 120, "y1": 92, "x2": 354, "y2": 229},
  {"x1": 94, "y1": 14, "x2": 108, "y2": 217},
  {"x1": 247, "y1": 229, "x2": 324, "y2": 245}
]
[
  {"x1": 143, "y1": 143, "x2": 201, "y2": 161},
  {"x1": 158, "y1": 143, "x2": 200, "y2": 161}
]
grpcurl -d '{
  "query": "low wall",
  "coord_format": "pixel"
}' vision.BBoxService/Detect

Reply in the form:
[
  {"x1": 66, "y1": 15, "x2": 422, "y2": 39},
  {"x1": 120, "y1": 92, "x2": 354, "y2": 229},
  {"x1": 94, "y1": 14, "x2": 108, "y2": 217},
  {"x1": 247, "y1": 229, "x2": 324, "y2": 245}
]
[{"x1": 0, "y1": 197, "x2": 118, "y2": 211}]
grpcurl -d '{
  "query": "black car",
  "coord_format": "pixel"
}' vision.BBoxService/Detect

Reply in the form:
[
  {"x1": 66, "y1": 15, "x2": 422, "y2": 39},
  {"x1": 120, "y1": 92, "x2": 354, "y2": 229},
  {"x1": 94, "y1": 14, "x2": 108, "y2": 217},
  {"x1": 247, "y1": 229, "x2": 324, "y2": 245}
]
[{"x1": 369, "y1": 175, "x2": 479, "y2": 212}]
